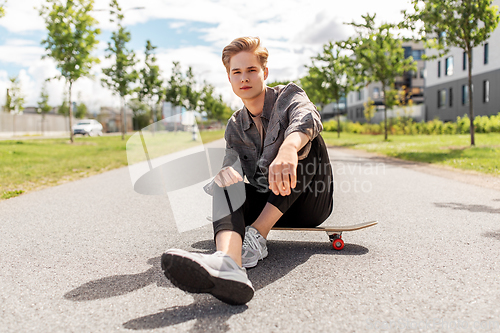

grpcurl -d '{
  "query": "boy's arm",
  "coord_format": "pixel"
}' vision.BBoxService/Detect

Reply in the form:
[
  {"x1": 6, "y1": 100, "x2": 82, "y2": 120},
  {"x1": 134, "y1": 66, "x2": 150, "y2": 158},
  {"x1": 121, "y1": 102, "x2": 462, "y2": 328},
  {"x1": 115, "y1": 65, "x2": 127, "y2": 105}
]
[{"x1": 268, "y1": 131, "x2": 309, "y2": 196}]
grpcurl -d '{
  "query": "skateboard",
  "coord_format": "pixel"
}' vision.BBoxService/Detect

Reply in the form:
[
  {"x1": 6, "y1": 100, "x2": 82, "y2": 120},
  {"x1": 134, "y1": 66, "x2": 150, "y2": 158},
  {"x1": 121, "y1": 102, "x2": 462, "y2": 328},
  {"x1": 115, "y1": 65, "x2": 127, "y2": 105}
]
[
  {"x1": 271, "y1": 220, "x2": 378, "y2": 250},
  {"x1": 207, "y1": 216, "x2": 377, "y2": 251}
]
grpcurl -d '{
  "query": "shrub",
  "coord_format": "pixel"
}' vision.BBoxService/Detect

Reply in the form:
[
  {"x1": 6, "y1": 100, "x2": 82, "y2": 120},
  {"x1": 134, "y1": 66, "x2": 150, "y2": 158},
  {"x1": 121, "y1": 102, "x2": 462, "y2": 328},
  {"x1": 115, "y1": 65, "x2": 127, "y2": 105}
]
[{"x1": 322, "y1": 112, "x2": 500, "y2": 135}]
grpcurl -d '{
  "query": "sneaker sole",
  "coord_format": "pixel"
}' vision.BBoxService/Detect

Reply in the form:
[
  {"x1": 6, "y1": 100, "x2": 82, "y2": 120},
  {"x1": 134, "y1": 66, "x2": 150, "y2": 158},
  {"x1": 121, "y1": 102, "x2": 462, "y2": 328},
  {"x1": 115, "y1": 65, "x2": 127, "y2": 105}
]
[{"x1": 161, "y1": 252, "x2": 254, "y2": 305}]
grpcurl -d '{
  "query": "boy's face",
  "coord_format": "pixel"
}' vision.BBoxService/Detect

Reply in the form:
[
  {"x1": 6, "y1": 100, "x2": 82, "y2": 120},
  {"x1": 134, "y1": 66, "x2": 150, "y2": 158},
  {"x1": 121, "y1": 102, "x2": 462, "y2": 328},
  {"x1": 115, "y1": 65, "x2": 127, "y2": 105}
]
[{"x1": 228, "y1": 51, "x2": 268, "y2": 101}]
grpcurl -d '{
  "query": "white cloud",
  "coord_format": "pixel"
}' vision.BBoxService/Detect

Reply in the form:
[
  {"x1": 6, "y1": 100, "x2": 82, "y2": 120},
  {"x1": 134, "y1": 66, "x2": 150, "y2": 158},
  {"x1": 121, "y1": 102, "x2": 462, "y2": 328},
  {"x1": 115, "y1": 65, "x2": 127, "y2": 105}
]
[{"x1": 0, "y1": 0, "x2": 414, "y2": 110}]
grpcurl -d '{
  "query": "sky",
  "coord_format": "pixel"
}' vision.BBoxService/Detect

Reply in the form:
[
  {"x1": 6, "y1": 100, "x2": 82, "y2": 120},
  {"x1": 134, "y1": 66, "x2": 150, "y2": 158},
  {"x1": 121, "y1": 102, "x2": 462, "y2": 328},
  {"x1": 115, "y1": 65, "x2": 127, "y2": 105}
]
[{"x1": 0, "y1": 0, "x2": 414, "y2": 113}]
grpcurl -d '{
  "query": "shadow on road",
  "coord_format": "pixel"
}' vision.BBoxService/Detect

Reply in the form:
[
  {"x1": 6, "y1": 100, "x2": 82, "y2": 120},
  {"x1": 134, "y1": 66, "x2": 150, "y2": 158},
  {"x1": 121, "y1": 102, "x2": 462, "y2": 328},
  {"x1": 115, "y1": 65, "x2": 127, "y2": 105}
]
[
  {"x1": 434, "y1": 202, "x2": 500, "y2": 214},
  {"x1": 482, "y1": 231, "x2": 500, "y2": 241},
  {"x1": 64, "y1": 239, "x2": 369, "y2": 331}
]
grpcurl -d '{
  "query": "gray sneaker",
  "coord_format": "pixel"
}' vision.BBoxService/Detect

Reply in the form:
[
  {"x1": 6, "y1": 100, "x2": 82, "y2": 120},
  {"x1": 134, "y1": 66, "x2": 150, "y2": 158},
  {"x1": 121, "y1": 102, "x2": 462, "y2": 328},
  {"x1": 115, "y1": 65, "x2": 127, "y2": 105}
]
[
  {"x1": 161, "y1": 249, "x2": 254, "y2": 305},
  {"x1": 241, "y1": 226, "x2": 268, "y2": 268}
]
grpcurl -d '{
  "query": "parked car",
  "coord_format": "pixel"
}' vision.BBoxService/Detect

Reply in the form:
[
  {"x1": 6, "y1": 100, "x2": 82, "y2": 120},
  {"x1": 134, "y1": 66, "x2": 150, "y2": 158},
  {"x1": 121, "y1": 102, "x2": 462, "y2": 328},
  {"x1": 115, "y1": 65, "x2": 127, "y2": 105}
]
[{"x1": 72, "y1": 119, "x2": 103, "y2": 136}]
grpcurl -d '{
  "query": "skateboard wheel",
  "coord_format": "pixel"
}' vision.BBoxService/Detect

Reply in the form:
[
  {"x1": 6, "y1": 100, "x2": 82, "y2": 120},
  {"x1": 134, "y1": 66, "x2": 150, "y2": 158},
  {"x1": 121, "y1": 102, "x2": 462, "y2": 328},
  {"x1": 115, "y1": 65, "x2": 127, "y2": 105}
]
[{"x1": 332, "y1": 238, "x2": 344, "y2": 250}]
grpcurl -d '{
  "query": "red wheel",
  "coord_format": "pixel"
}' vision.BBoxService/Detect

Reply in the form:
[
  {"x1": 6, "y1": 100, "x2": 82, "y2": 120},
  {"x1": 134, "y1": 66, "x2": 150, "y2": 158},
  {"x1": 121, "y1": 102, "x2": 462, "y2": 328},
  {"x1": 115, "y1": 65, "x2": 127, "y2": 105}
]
[{"x1": 332, "y1": 238, "x2": 344, "y2": 250}]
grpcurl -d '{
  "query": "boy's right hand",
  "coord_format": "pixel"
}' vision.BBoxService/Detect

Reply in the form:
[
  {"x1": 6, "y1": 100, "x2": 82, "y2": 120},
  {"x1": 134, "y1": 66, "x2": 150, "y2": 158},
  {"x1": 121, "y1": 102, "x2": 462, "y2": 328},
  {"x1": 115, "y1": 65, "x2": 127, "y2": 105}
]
[{"x1": 214, "y1": 166, "x2": 243, "y2": 187}]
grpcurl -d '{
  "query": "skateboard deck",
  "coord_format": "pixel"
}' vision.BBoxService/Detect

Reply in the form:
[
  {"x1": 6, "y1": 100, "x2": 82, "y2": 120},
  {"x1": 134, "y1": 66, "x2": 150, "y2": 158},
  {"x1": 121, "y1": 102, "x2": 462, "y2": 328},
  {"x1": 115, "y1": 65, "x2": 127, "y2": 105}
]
[
  {"x1": 272, "y1": 220, "x2": 378, "y2": 250},
  {"x1": 206, "y1": 215, "x2": 377, "y2": 250}
]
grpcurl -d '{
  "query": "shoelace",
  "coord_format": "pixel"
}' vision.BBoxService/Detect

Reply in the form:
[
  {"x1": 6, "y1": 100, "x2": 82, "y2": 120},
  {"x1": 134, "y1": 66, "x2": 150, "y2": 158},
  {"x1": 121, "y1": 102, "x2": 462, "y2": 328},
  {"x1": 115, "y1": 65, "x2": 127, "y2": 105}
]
[{"x1": 242, "y1": 231, "x2": 263, "y2": 258}]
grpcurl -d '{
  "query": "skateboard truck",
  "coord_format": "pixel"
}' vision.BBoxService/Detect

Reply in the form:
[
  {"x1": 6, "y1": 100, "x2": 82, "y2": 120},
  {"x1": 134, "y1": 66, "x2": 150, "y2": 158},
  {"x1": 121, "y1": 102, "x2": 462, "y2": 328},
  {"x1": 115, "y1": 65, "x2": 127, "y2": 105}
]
[{"x1": 327, "y1": 232, "x2": 344, "y2": 250}]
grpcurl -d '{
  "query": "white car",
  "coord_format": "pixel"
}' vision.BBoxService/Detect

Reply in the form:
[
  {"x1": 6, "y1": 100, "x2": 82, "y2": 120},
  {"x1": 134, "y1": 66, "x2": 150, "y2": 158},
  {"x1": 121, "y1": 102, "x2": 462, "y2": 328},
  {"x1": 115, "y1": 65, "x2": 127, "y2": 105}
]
[{"x1": 73, "y1": 119, "x2": 103, "y2": 136}]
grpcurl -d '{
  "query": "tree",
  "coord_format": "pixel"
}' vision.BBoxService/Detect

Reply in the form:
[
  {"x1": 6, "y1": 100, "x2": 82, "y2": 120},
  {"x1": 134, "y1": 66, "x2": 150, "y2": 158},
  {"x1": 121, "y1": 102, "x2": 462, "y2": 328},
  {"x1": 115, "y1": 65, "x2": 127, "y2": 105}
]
[
  {"x1": 37, "y1": 83, "x2": 52, "y2": 135},
  {"x1": 101, "y1": 0, "x2": 138, "y2": 140},
  {"x1": 4, "y1": 76, "x2": 25, "y2": 136},
  {"x1": 402, "y1": 0, "x2": 500, "y2": 146},
  {"x1": 75, "y1": 102, "x2": 89, "y2": 119},
  {"x1": 39, "y1": 0, "x2": 101, "y2": 143},
  {"x1": 267, "y1": 79, "x2": 296, "y2": 87},
  {"x1": 165, "y1": 62, "x2": 200, "y2": 111},
  {"x1": 363, "y1": 98, "x2": 376, "y2": 123},
  {"x1": 0, "y1": 1, "x2": 6, "y2": 18},
  {"x1": 200, "y1": 83, "x2": 233, "y2": 122},
  {"x1": 128, "y1": 98, "x2": 150, "y2": 130},
  {"x1": 339, "y1": 14, "x2": 417, "y2": 140},
  {"x1": 305, "y1": 42, "x2": 357, "y2": 138},
  {"x1": 137, "y1": 40, "x2": 164, "y2": 128}
]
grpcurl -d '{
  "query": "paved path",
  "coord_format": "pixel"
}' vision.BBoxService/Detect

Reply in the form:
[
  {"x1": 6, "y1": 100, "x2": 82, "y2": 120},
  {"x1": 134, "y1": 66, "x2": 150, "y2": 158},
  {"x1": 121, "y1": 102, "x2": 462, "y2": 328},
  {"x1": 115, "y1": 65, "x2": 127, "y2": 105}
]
[{"x1": 1, "y1": 141, "x2": 499, "y2": 332}]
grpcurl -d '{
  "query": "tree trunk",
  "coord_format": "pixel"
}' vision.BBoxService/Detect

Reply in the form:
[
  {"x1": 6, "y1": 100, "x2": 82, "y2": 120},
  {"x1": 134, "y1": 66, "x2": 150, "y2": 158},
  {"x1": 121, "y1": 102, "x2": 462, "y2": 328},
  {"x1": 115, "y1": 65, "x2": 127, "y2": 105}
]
[
  {"x1": 121, "y1": 96, "x2": 125, "y2": 141},
  {"x1": 383, "y1": 83, "x2": 388, "y2": 140},
  {"x1": 467, "y1": 49, "x2": 475, "y2": 146},
  {"x1": 68, "y1": 81, "x2": 74, "y2": 143}
]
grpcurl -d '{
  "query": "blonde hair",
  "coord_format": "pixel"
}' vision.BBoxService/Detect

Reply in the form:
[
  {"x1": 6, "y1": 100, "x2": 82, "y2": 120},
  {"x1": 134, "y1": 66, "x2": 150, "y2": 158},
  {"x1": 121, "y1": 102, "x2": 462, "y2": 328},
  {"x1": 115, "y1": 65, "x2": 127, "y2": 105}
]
[{"x1": 222, "y1": 37, "x2": 269, "y2": 73}]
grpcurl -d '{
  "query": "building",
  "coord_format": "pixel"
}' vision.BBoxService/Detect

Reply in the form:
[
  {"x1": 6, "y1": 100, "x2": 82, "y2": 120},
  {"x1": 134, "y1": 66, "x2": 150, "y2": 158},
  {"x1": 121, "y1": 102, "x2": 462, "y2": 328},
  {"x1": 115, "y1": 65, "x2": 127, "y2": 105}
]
[
  {"x1": 97, "y1": 106, "x2": 133, "y2": 133},
  {"x1": 424, "y1": 0, "x2": 500, "y2": 121},
  {"x1": 344, "y1": 41, "x2": 426, "y2": 123}
]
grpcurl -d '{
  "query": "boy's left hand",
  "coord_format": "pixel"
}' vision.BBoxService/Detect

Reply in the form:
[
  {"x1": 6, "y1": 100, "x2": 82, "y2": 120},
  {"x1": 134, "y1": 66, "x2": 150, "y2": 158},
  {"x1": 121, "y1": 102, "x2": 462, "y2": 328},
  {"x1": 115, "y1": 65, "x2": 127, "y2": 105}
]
[{"x1": 268, "y1": 145, "x2": 298, "y2": 196}]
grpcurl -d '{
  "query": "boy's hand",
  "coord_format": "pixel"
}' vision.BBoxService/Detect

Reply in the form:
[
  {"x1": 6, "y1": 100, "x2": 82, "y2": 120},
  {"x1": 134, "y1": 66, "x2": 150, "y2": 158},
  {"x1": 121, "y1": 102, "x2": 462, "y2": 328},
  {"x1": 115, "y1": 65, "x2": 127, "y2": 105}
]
[
  {"x1": 268, "y1": 145, "x2": 298, "y2": 196},
  {"x1": 214, "y1": 166, "x2": 243, "y2": 188}
]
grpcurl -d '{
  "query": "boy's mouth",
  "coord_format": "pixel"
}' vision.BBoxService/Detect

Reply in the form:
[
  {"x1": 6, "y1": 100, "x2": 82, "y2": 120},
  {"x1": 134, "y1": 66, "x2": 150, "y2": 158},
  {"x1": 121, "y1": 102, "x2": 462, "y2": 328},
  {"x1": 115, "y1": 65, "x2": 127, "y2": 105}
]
[{"x1": 241, "y1": 86, "x2": 251, "y2": 90}]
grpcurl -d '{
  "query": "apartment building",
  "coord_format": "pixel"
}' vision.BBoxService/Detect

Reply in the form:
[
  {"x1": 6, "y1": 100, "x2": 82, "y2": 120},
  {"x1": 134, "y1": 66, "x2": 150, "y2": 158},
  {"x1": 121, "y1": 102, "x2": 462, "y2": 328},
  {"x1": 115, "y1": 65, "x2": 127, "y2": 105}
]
[
  {"x1": 344, "y1": 41, "x2": 425, "y2": 123},
  {"x1": 425, "y1": 3, "x2": 500, "y2": 121}
]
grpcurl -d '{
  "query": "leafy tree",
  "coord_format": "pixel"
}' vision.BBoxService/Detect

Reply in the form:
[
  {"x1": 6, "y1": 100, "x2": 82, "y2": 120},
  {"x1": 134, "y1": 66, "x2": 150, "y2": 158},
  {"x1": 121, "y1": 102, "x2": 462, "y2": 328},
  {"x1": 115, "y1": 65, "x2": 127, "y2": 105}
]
[
  {"x1": 164, "y1": 61, "x2": 184, "y2": 107},
  {"x1": 128, "y1": 98, "x2": 150, "y2": 130},
  {"x1": 4, "y1": 76, "x2": 25, "y2": 136},
  {"x1": 305, "y1": 42, "x2": 357, "y2": 138},
  {"x1": 3, "y1": 76, "x2": 24, "y2": 114},
  {"x1": 39, "y1": 0, "x2": 101, "y2": 143},
  {"x1": 267, "y1": 79, "x2": 296, "y2": 87},
  {"x1": 363, "y1": 98, "x2": 376, "y2": 123},
  {"x1": 37, "y1": 83, "x2": 52, "y2": 134},
  {"x1": 137, "y1": 40, "x2": 164, "y2": 127},
  {"x1": 58, "y1": 91, "x2": 70, "y2": 116},
  {"x1": 200, "y1": 83, "x2": 233, "y2": 122},
  {"x1": 165, "y1": 62, "x2": 200, "y2": 111},
  {"x1": 101, "y1": 0, "x2": 138, "y2": 140},
  {"x1": 339, "y1": 14, "x2": 417, "y2": 140},
  {"x1": 75, "y1": 102, "x2": 89, "y2": 119},
  {"x1": 402, "y1": 0, "x2": 500, "y2": 146},
  {"x1": 0, "y1": 1, "x2": 6, "y2": 18}
]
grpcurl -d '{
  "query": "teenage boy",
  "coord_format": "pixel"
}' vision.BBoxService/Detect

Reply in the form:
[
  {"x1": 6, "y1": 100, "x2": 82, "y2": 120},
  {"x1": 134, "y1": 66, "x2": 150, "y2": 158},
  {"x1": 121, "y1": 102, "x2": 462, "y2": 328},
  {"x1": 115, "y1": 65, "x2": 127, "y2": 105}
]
[{"x1": 161, "y1": 37, "x2": 333, "y2": 305}]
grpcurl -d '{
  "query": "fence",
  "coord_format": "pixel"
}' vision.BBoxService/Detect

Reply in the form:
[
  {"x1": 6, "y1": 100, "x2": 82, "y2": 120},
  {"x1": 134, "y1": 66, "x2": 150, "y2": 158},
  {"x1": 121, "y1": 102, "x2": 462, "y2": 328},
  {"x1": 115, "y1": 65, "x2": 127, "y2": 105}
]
[{"x1": 0, "y1": 112, "x2": 76, "y2": 137}]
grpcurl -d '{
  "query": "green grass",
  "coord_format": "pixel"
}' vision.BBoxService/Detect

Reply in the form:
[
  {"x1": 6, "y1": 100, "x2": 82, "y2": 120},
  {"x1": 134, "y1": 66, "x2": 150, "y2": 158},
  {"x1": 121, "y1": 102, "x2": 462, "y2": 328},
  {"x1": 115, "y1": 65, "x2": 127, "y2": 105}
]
[
  {"x1": 322, "y1": 132, "x2": 500, "y2": 176},
  {"x1": 0, "y1": 129, "x2": 224, "y2": 200}
]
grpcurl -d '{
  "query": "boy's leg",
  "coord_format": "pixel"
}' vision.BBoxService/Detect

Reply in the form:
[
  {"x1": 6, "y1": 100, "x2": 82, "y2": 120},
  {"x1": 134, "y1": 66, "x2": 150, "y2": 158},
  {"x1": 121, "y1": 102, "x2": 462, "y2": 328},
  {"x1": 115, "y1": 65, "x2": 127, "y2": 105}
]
[{"x1": 211, "y1": 182, "x2": 269, "y2": 265}]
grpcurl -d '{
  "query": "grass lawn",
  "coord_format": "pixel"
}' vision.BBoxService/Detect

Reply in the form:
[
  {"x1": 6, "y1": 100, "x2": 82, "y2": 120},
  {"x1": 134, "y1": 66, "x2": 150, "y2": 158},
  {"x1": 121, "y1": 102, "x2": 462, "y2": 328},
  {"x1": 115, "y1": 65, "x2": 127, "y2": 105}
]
[
  {"x1": 322, "y1": 132, "x2": 500, "y2": 176},
  {"x1": 0, "y1": 130, "x2": 224, "y2": 200}
]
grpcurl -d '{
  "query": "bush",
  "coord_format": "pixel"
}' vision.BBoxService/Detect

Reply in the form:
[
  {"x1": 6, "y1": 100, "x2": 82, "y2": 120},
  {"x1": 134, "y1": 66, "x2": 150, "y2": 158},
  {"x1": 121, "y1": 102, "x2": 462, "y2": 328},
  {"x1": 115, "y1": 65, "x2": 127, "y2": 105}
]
[{"x1": 322, "y1": 112, "x2": 500, "y2": 135}]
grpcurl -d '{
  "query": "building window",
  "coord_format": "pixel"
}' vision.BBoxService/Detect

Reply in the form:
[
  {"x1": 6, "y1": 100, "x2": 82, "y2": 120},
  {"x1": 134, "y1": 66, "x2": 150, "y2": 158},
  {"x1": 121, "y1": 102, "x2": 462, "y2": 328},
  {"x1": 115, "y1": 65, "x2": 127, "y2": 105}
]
[
  {"x1": 357, "y1": 89, "x2": 364, "y2": 101},
  {"x1": 419, "y1": 68, "x2": 425, "y2": 79},
  {"x1": 438, "y1": 61, "x2": 441, "y2": 77},
  {"x1": 438, "y1": 89, "x2": 446, "y2": 109},
  {"x1": 449, "y1": 88, "x2": 453, "y2": 107},
  {"x1": 483, "y1": 80, "x2": 490, "y2": 103},
  {"x1": 445, "y1": 57, "x2": 453, "y2": 76},
  {"x1": 411, "y1": 49, "x2": 424, "y2": 60},
  {"x1": 484, "y1": 43, "x2": 489, "y2": 64},
  {"x1": 462, "y1": 85, "x2": 469, "y2": 105},
  {"x1": 373, "y1": 87, "x2": 380, "y2": 99},
  {"x1": 463, "y1": 52, "x2": 467, "y2": 70}
]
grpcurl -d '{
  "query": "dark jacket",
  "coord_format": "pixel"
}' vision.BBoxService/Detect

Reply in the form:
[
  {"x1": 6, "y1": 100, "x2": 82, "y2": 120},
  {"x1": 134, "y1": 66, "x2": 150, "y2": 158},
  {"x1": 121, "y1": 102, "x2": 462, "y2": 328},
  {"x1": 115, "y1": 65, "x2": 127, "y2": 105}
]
[{"x1": 204, "y1": 83, "x2": 322, "y2": 195}]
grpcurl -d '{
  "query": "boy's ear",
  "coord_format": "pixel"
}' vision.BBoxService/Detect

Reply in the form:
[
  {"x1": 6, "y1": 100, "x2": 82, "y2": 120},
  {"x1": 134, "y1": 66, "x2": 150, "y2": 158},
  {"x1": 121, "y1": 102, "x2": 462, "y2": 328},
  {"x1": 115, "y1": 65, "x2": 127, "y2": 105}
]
[
  {"x1": 264, "y1": 67, "x2": 269, "y2": 80},
  {"x1": 227, "y1": 72, "x2": 231, "y2": 82}
]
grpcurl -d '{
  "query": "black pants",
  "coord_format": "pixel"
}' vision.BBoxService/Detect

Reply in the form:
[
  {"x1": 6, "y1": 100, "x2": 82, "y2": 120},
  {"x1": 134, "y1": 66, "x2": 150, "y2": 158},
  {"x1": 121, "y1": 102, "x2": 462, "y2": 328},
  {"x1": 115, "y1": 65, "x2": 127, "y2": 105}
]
[{"x1": 212, "y1": 135, "x2": 334, "y2": 241}]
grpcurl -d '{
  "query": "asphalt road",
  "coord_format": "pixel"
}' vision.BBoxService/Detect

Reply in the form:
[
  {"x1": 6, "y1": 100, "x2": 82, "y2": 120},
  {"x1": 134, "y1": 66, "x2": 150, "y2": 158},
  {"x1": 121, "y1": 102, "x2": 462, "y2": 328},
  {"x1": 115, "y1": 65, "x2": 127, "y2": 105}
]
[{"x1": 1, "y1": 140, "x2": 499, "y2": 332}]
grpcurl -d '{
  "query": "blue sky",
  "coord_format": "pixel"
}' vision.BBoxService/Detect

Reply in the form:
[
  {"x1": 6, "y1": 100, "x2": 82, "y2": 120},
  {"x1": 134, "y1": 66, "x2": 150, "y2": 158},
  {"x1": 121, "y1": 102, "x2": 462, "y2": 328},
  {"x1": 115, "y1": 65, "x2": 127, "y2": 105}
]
[{"x1": 0, "y1": 0, "x2": 412, "y2": 112}]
